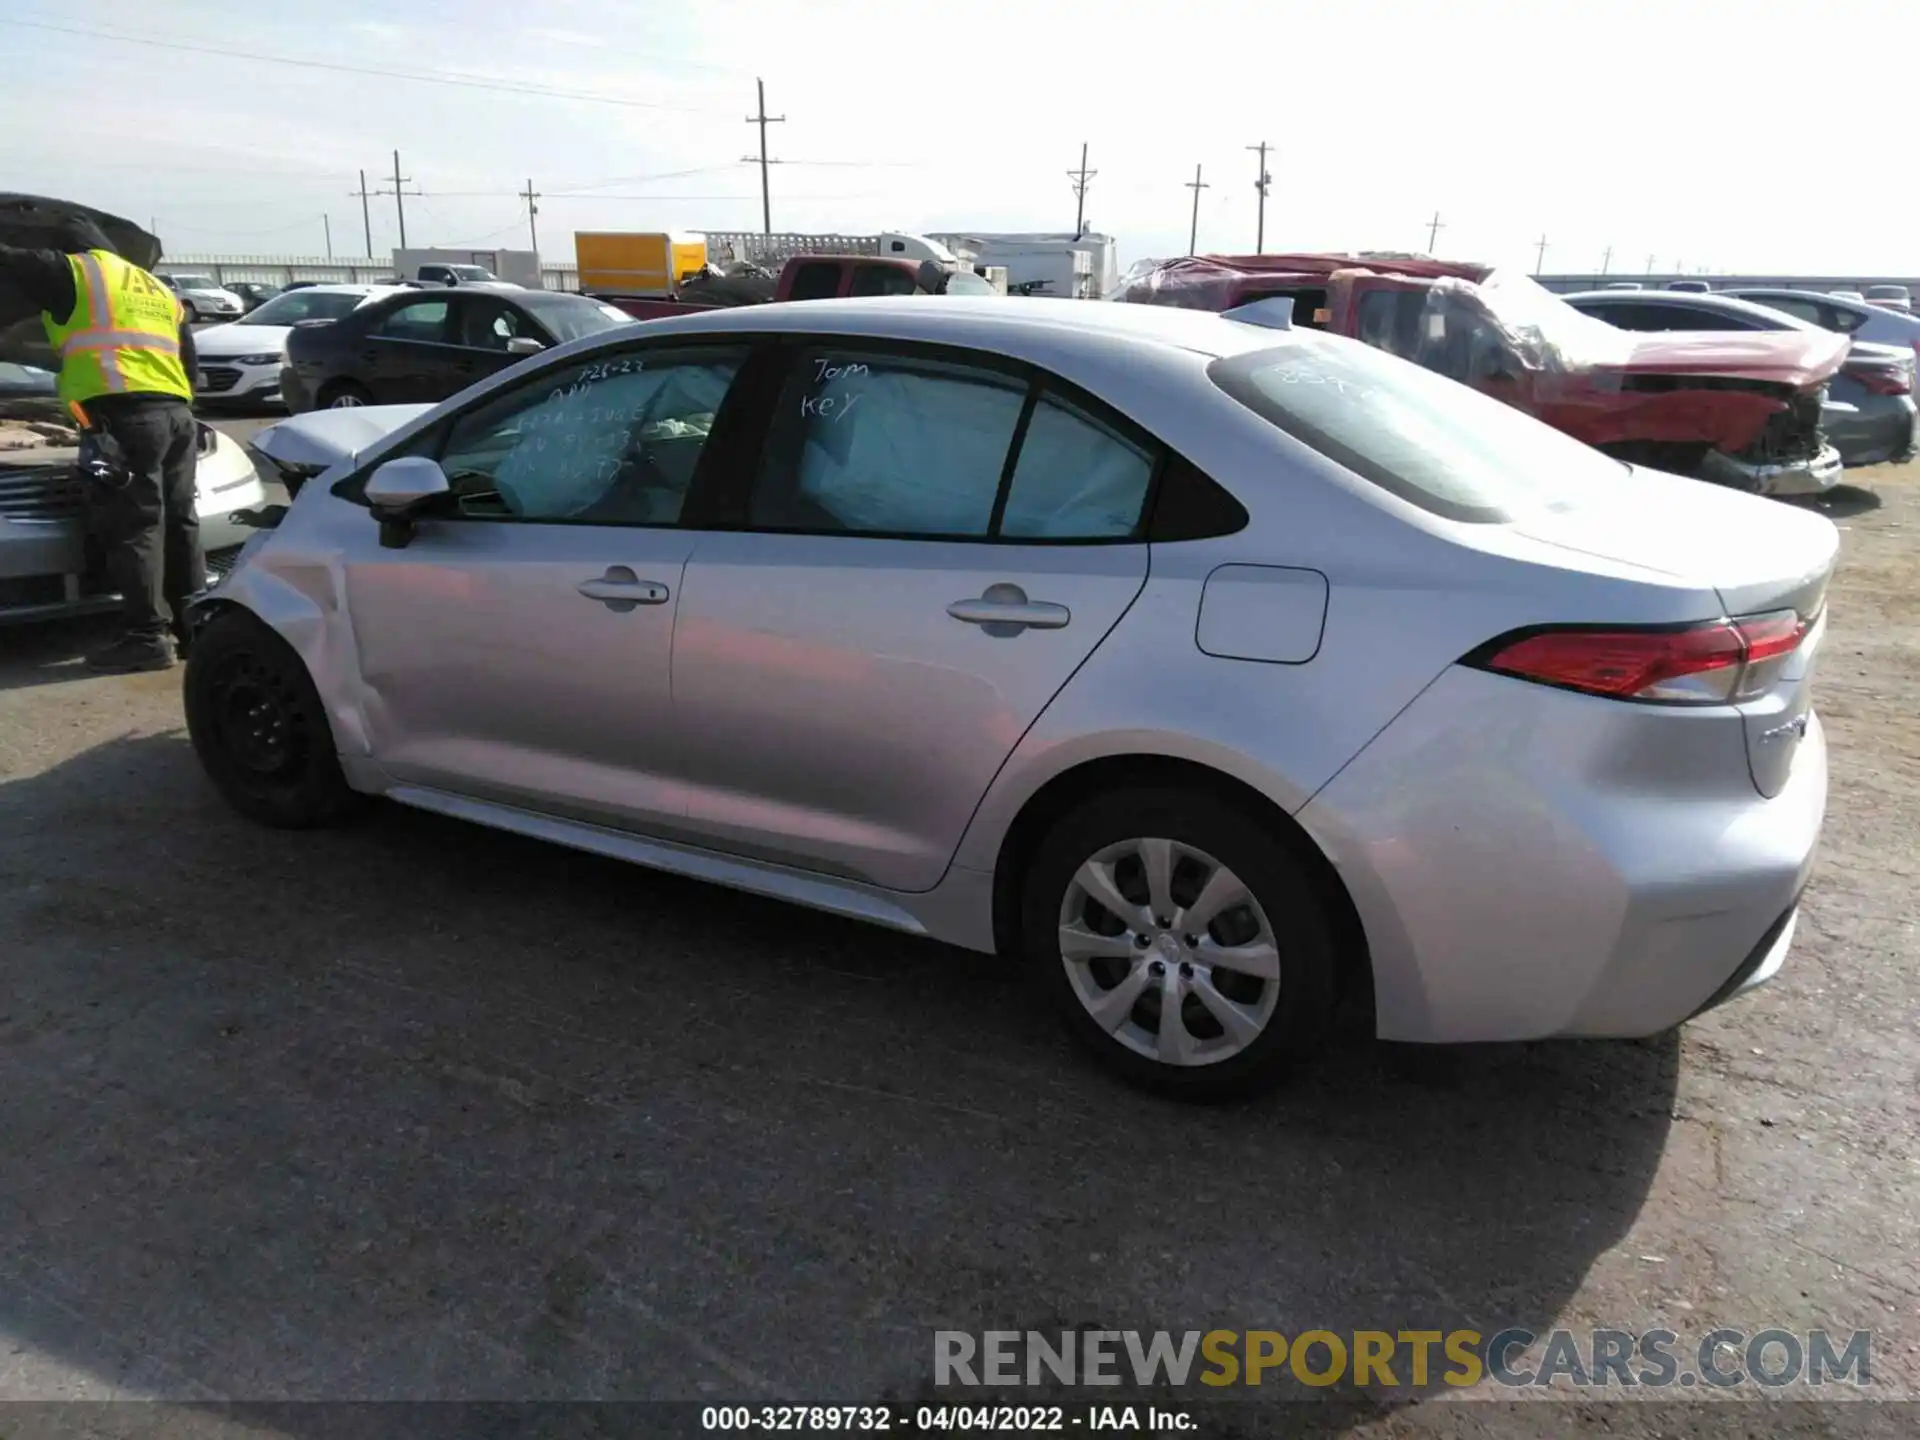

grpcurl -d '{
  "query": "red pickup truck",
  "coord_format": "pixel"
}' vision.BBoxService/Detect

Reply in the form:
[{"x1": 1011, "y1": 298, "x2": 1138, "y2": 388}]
[
  {"x1": 1121, "y1": 254, "x2": 1849, "y2": 497},
  {"x1": 601, "y1": 255, "x2": 996, "y2": 322}
]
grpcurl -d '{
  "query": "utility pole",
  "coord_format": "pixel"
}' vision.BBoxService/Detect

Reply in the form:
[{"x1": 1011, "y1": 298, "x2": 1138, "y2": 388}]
[
  {"x1": 1425, "y1": 210, "x2": 1445, "y2": 254},
  {"x1": 1600, "y1": 244, "x2": 1611, "y2": 275},
  {"x1": 1185, "y1": 164, "x2": 1210, "y2": 257},
  {"x1": 375, "y1": 150, "x2": 423, "y2": 250},
  {"x1": 521, "y1": 178, "x2": 541, "y2": 254},
  {"x1": 742, "y1": 78, "x2": 786, "y2": 236},
  {"x1": 323, "y1": 214, "x2": 333, "y2": 260},
  {"x1": 1246, "y1": 142, "x2": 1271, "y2": 253},
  {"x1": 352, "y1": 170, "x2": 375, "y2": 256},
  {"x1": 1646, "y1": 254, "x2": 1655, "y2": 276},
  {"x1": 1068, "y1": 143, "x2": 1096, "y2": 238},
  {"x1": 1534, "y1": 232, "x2": 1549, "y2": 275}
]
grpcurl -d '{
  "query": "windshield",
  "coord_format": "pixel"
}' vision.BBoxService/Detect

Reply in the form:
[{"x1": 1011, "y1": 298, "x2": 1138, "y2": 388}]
[
  {"x1": 245, "y1": 290, "x2": 371, "y2": 326},
  {"x1": 450, "y1": 265, "x2": 495, "y2": 281},
  {"x1": 521, "y1": 294, "x2": 634, "y2": 342},
  {"x1": 168, "y1": 274, "x2": 216, "y2": 290},
  {"x1": 1210, "y1": 336, "x2": 1624, "y2": 524}
]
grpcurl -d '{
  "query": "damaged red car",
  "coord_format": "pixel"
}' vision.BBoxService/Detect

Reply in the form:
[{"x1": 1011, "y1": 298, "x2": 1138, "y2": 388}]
[{"x1": 1119, "y1": 254, "x2": 1848, "y2": 497}]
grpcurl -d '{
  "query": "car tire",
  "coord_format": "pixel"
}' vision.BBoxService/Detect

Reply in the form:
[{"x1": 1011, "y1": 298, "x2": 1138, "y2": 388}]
[
  {"x1": 318, "y1": 380, "x2": 373, "y2": 410},
  {"x1": 181, "y1": 299, "x2": 201, "y2": 324},
  {"x1": 1022, "y1": 786, "x2": 1339, "y2": 1101},
  {"x1": 184, "y1": 607, "x2": 362, "y2": 829}
]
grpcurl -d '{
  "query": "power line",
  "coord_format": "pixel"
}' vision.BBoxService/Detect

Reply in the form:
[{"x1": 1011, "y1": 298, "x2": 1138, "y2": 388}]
[
  {"x1": 1068, "y1": 143, "x2": 1096, "y2": 237},
  {"x1": 1185, "y1": 164, "x2": 1210, "y2": 257},
  {"x1": 0, "y1": 17, "x2": 727, "y2": 113},
  {"x1": 743, "y1": 78, "x2": 787, "y2": 236},
  {"x1": 1247, "y1": 142, "x2": 1271, "y2": 253}
]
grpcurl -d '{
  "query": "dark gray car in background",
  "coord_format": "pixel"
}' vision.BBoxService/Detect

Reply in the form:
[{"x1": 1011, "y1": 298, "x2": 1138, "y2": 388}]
[{"x1": 1563, "y1": 290, "x2": 1918, "y2": 468}]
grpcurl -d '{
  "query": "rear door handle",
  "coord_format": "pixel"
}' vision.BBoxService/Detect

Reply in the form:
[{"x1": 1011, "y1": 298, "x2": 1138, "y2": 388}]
[
  {"x1": 947, "y1": 583, "x2": 1070, "y2": 635},
  {"x1": 578, "y1": 565, "x2": 670, "y2": 611}
]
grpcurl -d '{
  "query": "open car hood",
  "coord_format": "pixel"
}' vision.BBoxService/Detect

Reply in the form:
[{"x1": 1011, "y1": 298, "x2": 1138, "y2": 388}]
[
  {"x1": 1611, "y1": 330, "x2": 1851, "y2": 388},
  {"x1": 0, "y1": 194, "x2": 160, "y2": 269},
  {"x1": 0, "y1": 196, "x2": 162, "y2": 371}
]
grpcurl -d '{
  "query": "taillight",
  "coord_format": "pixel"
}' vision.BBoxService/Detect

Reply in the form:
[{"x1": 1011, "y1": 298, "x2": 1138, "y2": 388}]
[
  {"x1": 1467, "y1": 610, "x2": 1812, "y2": 705},
  {"x1": 1843, "y1": 363, "x2": 1912, "y2": 396}
]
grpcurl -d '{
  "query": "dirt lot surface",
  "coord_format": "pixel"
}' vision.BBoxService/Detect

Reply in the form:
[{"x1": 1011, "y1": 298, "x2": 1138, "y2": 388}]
[{"x1": 0, "y1": 441, "x2": 1915, "y2": 1439}]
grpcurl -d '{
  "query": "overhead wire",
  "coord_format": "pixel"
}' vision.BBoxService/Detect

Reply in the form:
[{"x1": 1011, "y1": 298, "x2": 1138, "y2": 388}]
[{"x1": 0, "y1": 17, "x2": 733, "y2": 114}]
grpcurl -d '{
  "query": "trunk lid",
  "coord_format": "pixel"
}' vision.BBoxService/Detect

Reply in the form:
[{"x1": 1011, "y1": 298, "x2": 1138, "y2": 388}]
[
  {"x1": 1611, "y1": 330, "x2": 1849, "y2": 389},
  {"x1": 1509, "y1": 466, "x2": 1838, "y2": 797}
]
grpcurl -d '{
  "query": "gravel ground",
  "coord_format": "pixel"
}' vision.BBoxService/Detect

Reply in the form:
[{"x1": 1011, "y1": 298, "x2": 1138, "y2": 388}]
[{"x1": 0, "y1": 437, "x2": 1915, "y2": 1438}]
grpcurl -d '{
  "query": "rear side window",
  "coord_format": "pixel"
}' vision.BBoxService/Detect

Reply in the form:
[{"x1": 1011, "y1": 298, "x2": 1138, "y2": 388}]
[
  {"x1": 1209, "y1": 339, "x2": 1623, "y2": 524},
  {"x1": 751, "y1": 352, "x2": 1026, "y2": 534},
  {"x1": 786, "y1": 263, "x2": 843, "y2": 302},
  {"x1": 743, "y1": 347, "x2": 1159, "y2": 541},
  {"x1": 849, "y1": 264, "x2": 919, "y2": 298}
]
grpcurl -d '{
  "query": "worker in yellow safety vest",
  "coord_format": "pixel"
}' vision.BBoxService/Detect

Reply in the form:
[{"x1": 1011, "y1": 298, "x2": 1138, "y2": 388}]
[{"x1": 0, "y1": 215, "x2": 203, "y2": 671}]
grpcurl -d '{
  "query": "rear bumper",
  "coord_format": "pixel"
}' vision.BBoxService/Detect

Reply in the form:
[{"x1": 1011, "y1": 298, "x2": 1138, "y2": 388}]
[
  {"x1": 1825, "y1": 396, "x2": 1918, "y2": 468},
  {"x1": 1298, "y1": 666, "x2": 1825, "y2": 1044},
  {"x1": 1699, "y1": 443, "x2": 1845, "y2": 497}
]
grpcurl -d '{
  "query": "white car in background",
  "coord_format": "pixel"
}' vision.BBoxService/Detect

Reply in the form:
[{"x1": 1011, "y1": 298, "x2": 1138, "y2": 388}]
[
  {"x1": 192, "y1": 284, "x2": 405, "y2": 407},
  {"x1": 160, "y1": 272, "x2": 245, "y2": 323},
  {"x1": 0, "y1": 363, "x2": 266, "y2": 623}
]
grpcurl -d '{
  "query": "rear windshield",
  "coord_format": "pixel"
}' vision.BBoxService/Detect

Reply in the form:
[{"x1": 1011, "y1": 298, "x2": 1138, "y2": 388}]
[{"x1": 1209, "y1": 337, "x2": 1624, "y2": 524}]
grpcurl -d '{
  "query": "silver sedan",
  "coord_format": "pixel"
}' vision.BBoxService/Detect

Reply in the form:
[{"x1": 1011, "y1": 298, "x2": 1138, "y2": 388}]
[{"x1": 184, "y1": 297, "x2": 1833, "y2": 1098}]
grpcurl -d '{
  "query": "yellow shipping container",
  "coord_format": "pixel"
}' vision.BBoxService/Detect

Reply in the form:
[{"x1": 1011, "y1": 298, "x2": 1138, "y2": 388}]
[{"x1": 575, "y1": 232, "x2": 709, "y2": 296}]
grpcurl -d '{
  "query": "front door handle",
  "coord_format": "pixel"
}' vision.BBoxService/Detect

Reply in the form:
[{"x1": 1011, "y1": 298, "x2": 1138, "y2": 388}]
[
  {"x1": 947, "y1": 582, "x2": 1070, "y2": 636},
  {"x1": 578, "y1": 565, "x2": 670, "y2": 612}
]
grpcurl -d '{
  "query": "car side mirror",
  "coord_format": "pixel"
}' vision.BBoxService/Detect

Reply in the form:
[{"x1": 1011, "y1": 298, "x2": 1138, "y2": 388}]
[
  {"x1": 505, "y1": 336, "x2": 545, "y2": 356},
  {"x1": 364, "y1": 456, "x2": 452, "y2": 549}
]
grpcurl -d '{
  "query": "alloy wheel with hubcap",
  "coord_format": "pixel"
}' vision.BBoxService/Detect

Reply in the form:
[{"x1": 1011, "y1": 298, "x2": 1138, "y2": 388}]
[
  {"x1": 1059, "y1": 837, "x2": 1280, "y2": 1067},
  {"x1": 1023, "y1": 785, "x2": 1339, "y2": 1098}
]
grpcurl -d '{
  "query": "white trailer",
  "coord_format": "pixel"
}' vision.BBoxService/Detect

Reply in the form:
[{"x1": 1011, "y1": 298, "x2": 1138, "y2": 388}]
[
  {"x1": 392, "y1": 247, "x2": 543, "y2": 288},
  {"x1": 930, "y1": 232, "x2": 1119, "y2": 299}
]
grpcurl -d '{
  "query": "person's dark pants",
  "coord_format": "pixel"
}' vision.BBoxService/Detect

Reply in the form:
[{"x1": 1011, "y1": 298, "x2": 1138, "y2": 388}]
[{"x1": 92, "y1": 400, "x2": 206, "y2": 644}]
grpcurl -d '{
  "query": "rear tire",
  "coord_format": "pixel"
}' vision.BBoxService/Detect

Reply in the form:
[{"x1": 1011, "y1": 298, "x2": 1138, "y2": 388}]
[
  {"x1": 184, "y1": 608, "x2": 361, "y2": 829},
  {"x1": 318, "y1": 380, "x2": 372, "y2": 410},
  {"x1": 1021, "y1": 786, "x2": 1340, "y2": 1101}
]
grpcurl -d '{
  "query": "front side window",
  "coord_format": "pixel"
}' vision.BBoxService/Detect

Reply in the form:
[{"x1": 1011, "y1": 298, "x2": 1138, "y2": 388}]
[
  {"x1": 429, "y1": 350, "x2": 742, "y2": 525},
  {"x1": 458, "y1": 298, "x2": 531, "y2": 350},
  {"x1": 1210, "y1": 336, "x2": 1624, "y2": 524},
  {"x1": 374, "y1": 299, "x2": 451, "y2": 344}
]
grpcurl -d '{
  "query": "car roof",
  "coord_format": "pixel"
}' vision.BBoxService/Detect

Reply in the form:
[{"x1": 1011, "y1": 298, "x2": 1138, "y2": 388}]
[
  {"x1": 281, "y1": 283, "x2": 400, "y2": 296},
  {"x1": 1562, "y1": 289, "x2": 1812, "y2": 328},
  {"x1": 617, "y1": 295, "x2": 1296, "y2": 362}
]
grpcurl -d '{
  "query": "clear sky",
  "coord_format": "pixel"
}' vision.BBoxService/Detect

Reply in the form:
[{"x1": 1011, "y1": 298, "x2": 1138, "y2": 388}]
[{"x1": 2, "y1": 0, "x2": 1914, "y2": 275}]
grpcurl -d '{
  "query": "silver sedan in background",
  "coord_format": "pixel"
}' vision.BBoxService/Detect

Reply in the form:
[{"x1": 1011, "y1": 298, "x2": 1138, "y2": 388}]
[{"x1": 187, "y1": 298, "x2": 1832, "y2": 1097}]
